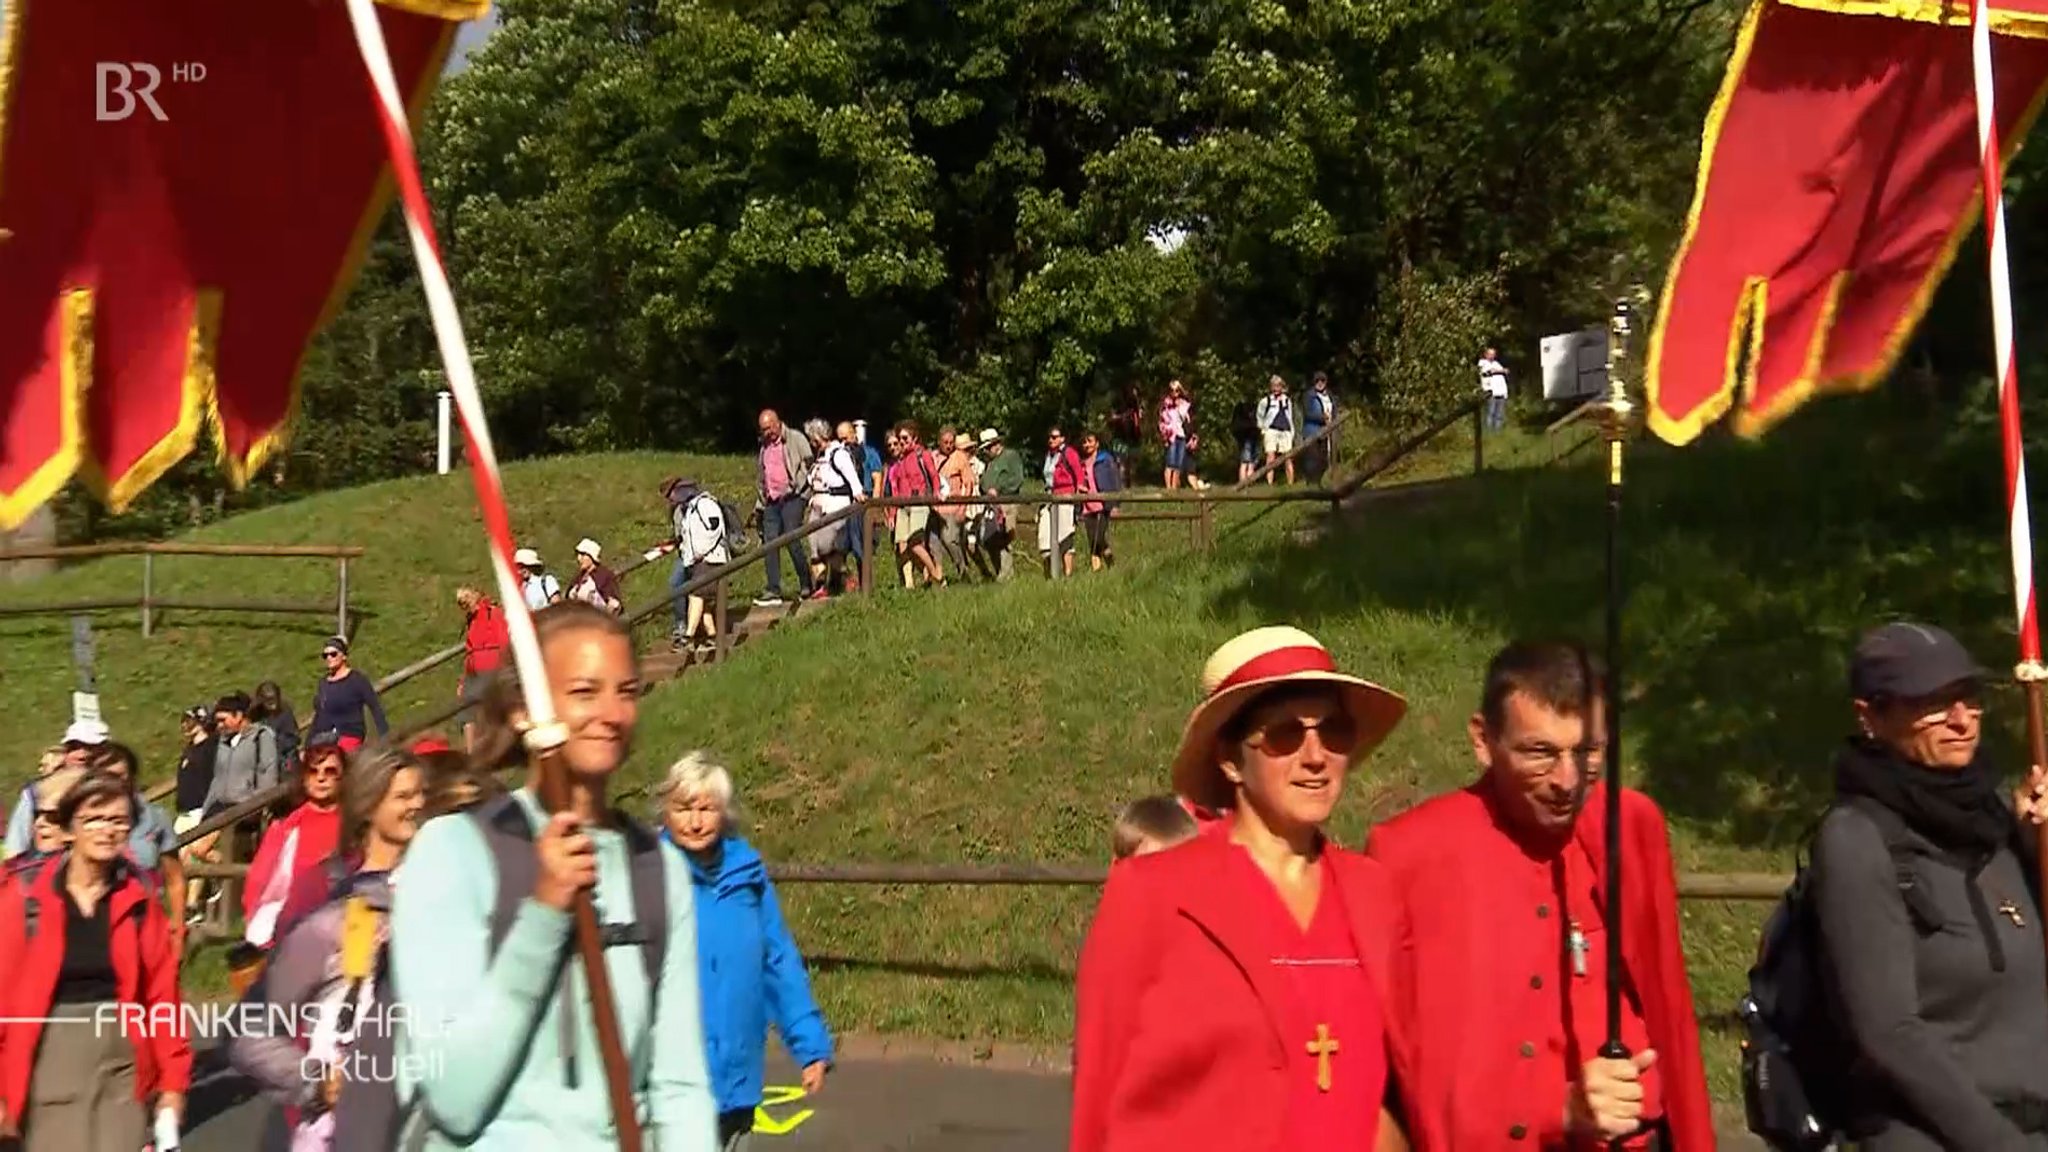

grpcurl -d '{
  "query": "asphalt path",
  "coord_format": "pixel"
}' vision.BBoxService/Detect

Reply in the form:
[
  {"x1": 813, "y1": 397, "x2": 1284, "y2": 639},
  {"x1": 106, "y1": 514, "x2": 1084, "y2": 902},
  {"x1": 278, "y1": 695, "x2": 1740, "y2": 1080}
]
[
  {"x1": 182, "y1": 1040, "x2": 1763, "y2": 1151},
  {"x1": 182, "y1": 1043, "x2": 1071, "y2": 1151}
]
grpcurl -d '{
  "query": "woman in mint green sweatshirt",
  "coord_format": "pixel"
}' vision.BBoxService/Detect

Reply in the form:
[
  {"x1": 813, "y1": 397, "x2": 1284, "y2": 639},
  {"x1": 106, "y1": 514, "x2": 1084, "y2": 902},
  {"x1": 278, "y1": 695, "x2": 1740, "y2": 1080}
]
[{"x1": 389, "y1": 602, "x2": 717, "y2": 1151}]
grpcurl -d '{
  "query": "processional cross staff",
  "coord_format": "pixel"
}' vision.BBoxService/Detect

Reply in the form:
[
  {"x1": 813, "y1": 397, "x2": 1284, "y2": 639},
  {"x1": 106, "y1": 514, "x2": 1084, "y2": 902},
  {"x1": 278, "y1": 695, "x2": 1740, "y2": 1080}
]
[{"x1": 1593, "y1": 288, "x2": 1646, "y2": 1086}]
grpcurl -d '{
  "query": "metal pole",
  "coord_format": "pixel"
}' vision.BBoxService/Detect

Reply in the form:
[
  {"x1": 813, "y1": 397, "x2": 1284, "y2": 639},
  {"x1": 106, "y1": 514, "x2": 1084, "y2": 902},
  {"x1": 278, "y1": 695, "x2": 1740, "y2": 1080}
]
[
  {"x1": 1596, "y1": 291, "x2": 1644, "y2": 1082},
  {"x1": 437, "y1": 390, "x2": 453, "y2": 475},
  {"x1": 141, "y1": 552, "x2": 154, "y2": 637},
  {"x1": 337, "y1": 556, "x2": 349, "y2": 639}
]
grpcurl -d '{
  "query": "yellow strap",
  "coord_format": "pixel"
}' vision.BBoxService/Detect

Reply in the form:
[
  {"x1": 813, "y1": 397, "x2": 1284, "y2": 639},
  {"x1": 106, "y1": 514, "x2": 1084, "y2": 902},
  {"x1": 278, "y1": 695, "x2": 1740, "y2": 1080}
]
[{"x1": 339, "y1": 897, "x2": 380, "y2": 980}]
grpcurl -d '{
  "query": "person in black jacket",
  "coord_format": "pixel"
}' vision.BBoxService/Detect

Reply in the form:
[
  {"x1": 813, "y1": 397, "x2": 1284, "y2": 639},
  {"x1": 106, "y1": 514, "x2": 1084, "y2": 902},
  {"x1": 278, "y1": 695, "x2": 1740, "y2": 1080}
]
[
  {"x1": 173, "y1": 708, "x2": 217, "y2": 827},
  {"x1": 1813, "y1": 622, "x2": 2048, "y2": 1150}
]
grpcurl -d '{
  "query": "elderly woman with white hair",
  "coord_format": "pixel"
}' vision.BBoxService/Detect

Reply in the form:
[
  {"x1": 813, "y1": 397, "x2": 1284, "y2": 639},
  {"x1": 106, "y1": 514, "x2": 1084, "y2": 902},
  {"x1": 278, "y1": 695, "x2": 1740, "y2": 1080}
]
[
  {"x1": 803, "y1": 419, "x2": 864, "y2": 598},
  {"x1": 657, "y1": 752, "x2": 833, "y2": 1151}
]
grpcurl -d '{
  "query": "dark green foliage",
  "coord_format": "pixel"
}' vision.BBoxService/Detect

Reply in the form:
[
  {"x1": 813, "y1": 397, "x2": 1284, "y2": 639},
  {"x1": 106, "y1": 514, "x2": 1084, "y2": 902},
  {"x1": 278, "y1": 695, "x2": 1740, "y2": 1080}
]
[{"x1": 66, "y1": 0, "x2": 2048, "y2": 539}]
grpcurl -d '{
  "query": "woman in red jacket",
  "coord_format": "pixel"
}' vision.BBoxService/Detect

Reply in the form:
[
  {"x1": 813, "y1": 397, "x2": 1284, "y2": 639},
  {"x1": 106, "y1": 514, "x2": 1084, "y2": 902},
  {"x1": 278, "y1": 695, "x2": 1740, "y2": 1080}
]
[
  {"x1": 0, "y1": 769, "x2": 190, "y2": 1152},
  {"x1": 1072, "y1": 625, "x2": 1428, "y2": 1152},
  {"x1": 243, "y1": 729, "x2": 353, "y2": 950}
]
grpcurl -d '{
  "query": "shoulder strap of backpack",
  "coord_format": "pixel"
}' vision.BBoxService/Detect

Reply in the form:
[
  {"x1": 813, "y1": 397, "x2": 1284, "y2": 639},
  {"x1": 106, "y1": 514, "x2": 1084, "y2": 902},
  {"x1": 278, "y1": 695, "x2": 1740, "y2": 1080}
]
[
  {"x1": 19, "y1": 858, "x2": 44, "y2": 941},
  {"x1": 469, "y1": 793, "x2": 539, "y2": 958},
  {"x1": 1825, "y1": 796, "x2": 1943, "y2": 931},
  {"x1": 619, "y1": 814, "x2": 668, "y2": 1005},
  {"x1": 466, "y1": 793, "x2": 593, "y2": 1089}
]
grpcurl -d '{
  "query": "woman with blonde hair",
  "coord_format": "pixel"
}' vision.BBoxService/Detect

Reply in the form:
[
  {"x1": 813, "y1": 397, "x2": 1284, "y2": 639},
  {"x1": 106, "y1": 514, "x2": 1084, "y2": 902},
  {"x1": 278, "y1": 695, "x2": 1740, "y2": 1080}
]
[
  {"x1": 1072, "y1": 626, "x2": 1427, "y2": 1152},
  {"x1": 390, "y1": 602, "x2": 716, "y2": 1151},
  {"x1": 658, "y1": 751, "x2": 833, "y2": 1150},
  {"x1": 231, "y1": 744, "x2": 428, "y2": 1152}
]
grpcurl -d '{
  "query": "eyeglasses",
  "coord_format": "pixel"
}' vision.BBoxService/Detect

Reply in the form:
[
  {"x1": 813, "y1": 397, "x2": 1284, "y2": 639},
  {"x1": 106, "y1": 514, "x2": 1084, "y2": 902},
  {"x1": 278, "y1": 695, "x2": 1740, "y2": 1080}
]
[
  {"x1": 1506, "y1": 742, "x2": 1607, "y2": 774},
  {"x1": 321, "y1": 650, "x2": 342, "y2": 660},
  {"x1": 1907, "y1": 696, "x2": 1985, "y2": 726},
  {"x1": 1247, "y1": 715, "x2": 1360, "y2": 757},
  {"x1": 79, "y1": 815, "x2": 132, "y2": 832},
  {"x1": 306, "y1": 763, "x2": 343, "y2": 780}
]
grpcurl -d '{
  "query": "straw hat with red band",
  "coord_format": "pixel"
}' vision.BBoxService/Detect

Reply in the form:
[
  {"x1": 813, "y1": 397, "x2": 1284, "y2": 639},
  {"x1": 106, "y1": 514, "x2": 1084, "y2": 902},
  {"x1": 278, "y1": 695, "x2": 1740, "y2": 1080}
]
[{"x1": 1169, "y1": 626, "x2": 1407, "y2": 813}]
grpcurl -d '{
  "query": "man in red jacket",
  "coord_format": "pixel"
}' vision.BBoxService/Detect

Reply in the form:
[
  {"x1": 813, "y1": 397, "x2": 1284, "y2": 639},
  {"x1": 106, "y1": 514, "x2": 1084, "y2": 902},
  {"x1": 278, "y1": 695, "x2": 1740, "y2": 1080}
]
[{"x1": 1366, "y1": 639, "x2": 1713, "y2": 1151}]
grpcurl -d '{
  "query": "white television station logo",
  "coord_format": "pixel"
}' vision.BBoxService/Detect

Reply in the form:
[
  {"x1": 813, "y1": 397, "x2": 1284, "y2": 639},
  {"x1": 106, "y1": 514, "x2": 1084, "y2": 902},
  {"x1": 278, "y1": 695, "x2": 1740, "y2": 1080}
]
[{"x1": 96, "y1": 62, "x2": 206, "y2": 122}]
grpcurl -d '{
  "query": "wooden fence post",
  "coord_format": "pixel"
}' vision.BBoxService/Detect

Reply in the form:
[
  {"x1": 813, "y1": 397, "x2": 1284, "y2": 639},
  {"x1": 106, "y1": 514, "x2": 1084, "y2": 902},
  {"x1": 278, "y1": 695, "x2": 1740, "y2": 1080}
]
[
  {"x1": 141, "y1": 552, "x2": 154, "y2": 637},
  {"x1": 1472, "y1": 403, "x2": 1485, "y2": 475},
  {"x1": 1047, "y1": 502, "x2": 1063, "y2": 580},
  {"x1": 860, "y1": 505, "x2": 876, "y2": 597},
  {"x1": 336, "y1": 555, "x2": 350, "y2": 638},
  {"x1": 714, "y1": 577, "x2": 730, "y2": 662}
]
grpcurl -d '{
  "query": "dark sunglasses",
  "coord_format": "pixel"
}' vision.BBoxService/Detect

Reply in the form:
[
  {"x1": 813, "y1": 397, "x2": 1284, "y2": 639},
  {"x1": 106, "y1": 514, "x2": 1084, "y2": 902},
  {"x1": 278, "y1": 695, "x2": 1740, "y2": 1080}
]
[
  {"x1": 1249, "y1": 714, "x2": 1360, "y2": 757},
  {"x1": 321, "y1": 650, "x2": 342, "y2": 660},
  {"x1": 306, "y1": 762, "x2": 343, "y2": 779}
]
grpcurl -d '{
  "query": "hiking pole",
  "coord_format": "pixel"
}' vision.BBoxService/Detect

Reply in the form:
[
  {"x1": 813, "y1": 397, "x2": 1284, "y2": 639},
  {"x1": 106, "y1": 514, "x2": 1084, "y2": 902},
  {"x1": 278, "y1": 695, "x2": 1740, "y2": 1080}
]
[
  {"x1": 1597, "y1": 290, "x2": 1647, "y2": 1145},
  {"x1": 1963, "y1": 0, "x2": 2048, "y2": 942}
]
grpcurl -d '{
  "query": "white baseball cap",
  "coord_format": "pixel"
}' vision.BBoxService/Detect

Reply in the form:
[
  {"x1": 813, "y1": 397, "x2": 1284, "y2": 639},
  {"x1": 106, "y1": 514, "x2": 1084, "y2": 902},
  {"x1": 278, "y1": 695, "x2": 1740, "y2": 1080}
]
[
  {"x1": 514, "y1": 547, "x2": 542, "y2": 567},
  {"x1": 63, "y1": 718, "x2": 111, "y2": 746},
  {"x1": 575, "y1": 538, "x2": 602, "y2": 561}
]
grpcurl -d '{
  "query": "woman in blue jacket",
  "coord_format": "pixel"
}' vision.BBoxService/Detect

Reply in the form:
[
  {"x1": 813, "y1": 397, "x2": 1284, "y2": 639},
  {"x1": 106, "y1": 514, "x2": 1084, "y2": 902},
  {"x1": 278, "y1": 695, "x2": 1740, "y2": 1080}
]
[{"x1": 657, "y1": 751, "x2": 833, "y2": 1150}]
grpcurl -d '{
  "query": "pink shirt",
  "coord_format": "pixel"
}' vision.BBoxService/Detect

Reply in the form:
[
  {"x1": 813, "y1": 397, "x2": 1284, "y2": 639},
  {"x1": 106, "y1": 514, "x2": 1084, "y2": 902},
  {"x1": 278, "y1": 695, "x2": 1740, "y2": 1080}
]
[
  {"x1": 1159, "y1": 397, "x2": 1190, "y2": 441},
  {"x1": 761, "y1": 438, "x2": 792, "y2": 501}
]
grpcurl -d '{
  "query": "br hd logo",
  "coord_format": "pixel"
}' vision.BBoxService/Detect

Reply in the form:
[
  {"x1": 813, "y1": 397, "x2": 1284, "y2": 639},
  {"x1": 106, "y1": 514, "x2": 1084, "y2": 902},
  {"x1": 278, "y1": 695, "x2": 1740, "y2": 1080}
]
[{"x1": 96, "y1": 62, "x2": 206, "y2": 122}]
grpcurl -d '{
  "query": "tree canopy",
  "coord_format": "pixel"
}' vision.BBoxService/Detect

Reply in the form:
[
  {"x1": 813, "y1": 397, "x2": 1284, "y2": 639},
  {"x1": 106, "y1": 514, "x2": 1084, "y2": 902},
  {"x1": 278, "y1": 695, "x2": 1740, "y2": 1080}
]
[{"x1": 66, "y1": 0, "x2": 2048, "y2": 535}]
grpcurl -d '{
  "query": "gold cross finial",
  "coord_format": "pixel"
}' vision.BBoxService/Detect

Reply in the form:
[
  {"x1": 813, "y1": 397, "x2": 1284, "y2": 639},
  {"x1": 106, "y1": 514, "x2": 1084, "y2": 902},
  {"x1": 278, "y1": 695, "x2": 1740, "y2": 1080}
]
[{"x1": 1306, "y1": 1023, "x2": 1340, "y2": 1092}]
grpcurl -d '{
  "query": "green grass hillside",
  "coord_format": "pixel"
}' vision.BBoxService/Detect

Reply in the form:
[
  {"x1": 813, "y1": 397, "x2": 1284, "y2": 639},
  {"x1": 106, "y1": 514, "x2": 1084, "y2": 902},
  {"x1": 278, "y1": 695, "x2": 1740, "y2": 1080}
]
[
  {"x1": 0, "y1": 452, "x2": 760, "y2": 781},
  {"x1": 618, "y1": 387, "x2": 2038, "y2": 1098},
  {"x1": 0, "y1": 428, "x2": 1410, "y2": 786},
  {"x1": 6, "y1": 396, "x2": 2011, "y2": 1100}
]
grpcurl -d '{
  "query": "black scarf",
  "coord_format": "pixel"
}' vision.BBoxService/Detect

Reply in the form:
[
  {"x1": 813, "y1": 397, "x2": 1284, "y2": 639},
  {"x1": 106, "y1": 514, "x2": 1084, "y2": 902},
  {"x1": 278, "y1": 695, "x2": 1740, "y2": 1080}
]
[{"x1": 1833, "y1": 735, "x2": 2013, "y2": 860}]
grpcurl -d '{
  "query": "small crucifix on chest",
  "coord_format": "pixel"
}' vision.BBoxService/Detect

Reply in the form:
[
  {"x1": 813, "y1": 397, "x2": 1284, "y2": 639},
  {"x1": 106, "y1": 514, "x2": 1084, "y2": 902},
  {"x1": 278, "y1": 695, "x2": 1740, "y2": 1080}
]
[
  {"x1": 1999, "y1": 899, "x2": 2027, "y2": 928},
  {"x1": 1568, "y1": 919, "x2": 1589, "y2": 978},
  {"x1": 1306, "y1": 1023, "x2": 1340, "y2": 1092}
]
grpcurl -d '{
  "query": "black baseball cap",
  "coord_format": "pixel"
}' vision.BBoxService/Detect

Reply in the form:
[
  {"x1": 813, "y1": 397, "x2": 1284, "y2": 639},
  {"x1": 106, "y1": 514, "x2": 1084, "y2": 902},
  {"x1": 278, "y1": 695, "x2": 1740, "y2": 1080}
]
[{"x1": 1849, "y1": 622, "x2": 1988, "y2": 701}]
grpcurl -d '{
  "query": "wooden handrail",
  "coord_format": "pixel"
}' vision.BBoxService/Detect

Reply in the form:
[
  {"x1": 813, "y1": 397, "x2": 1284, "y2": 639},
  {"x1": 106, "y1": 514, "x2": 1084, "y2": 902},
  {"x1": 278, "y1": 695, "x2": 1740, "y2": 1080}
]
[
  {"x1": 174, "y1": 856, "x2": 1791, "y2": 900},
  {"x1": 1328, "y1": 397, "x2": 1484, "y2": 503},
  {"x1": 1235, "y1": 410, "x2": 1353, "y2": 490},
  {"x1": 0, "y1": 542, "x2": 364, "y2": 561}
]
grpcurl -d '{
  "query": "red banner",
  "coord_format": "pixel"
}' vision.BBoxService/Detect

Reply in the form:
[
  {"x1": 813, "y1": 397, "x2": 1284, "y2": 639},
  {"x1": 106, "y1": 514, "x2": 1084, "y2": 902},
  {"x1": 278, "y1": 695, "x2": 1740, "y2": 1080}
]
[
  {"x1": 1646, "y1": 0, "x2": 2048, "y2": 444},
  {"x1": 0, "y1": 0, "x2": 485, "y2": 529}
]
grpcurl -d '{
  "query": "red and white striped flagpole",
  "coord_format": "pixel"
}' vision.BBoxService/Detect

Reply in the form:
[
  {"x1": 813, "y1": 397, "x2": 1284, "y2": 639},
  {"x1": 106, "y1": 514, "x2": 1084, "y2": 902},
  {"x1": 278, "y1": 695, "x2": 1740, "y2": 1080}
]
[
  {"x1": 339, "y1": 3, "x2": 644, "y2": 1148},
  {"x1": 1969, "y1": 0, "x2": 2048, "y2": 924}
]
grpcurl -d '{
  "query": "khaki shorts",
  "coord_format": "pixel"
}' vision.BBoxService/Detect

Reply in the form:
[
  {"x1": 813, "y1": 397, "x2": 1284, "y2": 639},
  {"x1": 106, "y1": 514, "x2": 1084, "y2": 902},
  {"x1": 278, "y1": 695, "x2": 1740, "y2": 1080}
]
[
  {"x1": 894, "y1": 505, "x2": 932, "y2": 547},
  {"x1": 1262, "y1": 428, "x2": 1295, "y2": 455}
]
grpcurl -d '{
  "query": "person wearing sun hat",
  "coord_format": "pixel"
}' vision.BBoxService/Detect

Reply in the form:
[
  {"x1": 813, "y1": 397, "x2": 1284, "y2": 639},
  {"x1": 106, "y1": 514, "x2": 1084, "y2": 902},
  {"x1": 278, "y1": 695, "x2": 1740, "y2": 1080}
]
[
  {"x1": 1072, "y1": 626, "x2": 1431, "y2": 1152},
  {"x1": 514, "y1": 547, "x2": 562, "y2": 611}
]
